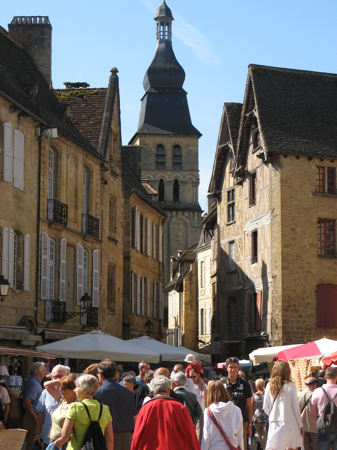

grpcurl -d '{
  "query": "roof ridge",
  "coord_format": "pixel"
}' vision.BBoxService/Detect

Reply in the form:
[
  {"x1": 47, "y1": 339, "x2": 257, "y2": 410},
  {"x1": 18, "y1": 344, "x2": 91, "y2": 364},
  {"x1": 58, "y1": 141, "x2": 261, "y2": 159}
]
[{"x1": 249, "y1": 63, "x2": 337, "y2": 79}]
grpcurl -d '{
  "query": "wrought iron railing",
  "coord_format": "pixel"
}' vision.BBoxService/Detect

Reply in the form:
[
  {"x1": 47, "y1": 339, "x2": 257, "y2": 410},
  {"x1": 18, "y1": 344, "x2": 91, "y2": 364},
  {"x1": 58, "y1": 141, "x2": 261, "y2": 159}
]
[
  {"x1": 82, "y1": 214, "x2": 99, "y2": 239},
  {"x1": 45, "y1": 300, "x2": 66, "y2": 323},
  {"x1": 80, "y1": 306, "x2": 98, "y2": 327},
  {"x1": 48, "y1": 199, "x2": 68, "y2": 226}
]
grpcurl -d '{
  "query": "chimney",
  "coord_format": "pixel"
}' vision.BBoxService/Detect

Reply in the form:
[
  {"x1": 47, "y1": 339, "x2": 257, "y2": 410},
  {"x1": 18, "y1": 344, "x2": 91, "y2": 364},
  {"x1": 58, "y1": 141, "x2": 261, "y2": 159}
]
[{"x1": 8, "y1": 16, "x2": 52, "y2": 88}]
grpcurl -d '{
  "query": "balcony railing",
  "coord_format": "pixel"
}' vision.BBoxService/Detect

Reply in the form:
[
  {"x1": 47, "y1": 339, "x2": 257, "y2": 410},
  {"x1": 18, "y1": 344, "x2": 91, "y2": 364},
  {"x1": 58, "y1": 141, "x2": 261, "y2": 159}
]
[
  {"x1": 45, "y1": 300, "x2": 66, "y2": 323},
  {"x1": 80, "y1": 306, "x2": 98, "y2": 327},
  {"x1": 82, "y1": 214, "x2": 99, "y2": 239},
  {"x1": 48, "y1": 199, "x2": 68, "y2": 226}
]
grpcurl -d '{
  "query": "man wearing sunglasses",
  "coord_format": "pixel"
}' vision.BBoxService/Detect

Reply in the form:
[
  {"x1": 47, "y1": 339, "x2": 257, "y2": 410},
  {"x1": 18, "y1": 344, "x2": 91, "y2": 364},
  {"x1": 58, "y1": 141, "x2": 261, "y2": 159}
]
[{"x1": 223, "y1": 358, "x2": 253, "y2": 450}]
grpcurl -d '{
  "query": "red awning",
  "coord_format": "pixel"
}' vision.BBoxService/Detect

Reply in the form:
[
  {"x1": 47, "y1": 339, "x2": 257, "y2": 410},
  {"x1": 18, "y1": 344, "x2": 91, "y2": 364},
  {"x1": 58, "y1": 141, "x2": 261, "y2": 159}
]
[{"x1": 321, "y1": 351, "x2": 337, "y2": 369}]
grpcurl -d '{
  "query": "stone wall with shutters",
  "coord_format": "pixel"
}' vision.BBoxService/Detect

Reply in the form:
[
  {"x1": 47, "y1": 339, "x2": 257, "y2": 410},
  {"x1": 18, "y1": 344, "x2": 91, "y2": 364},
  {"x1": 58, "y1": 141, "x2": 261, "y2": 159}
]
[{"x1": 0, "y1": 96, "x2": 39, "y2": 330}]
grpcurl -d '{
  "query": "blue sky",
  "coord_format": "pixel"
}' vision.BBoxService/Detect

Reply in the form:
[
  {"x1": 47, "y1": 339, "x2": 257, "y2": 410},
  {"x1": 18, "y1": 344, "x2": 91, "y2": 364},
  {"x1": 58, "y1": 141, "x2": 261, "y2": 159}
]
[{"x1": 3, "y1": 1, "x2": 337, "y2": 210}]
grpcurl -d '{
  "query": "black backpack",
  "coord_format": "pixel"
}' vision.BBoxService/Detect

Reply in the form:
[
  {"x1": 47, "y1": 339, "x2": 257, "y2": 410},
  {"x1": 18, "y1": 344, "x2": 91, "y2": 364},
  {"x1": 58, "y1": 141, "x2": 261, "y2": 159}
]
[
  {"x1": 79, "y1": 402, "x2": 108, "y2": 450},
  {"x1": 317, "y1": 387, "x2": 337, "y2": 432}
]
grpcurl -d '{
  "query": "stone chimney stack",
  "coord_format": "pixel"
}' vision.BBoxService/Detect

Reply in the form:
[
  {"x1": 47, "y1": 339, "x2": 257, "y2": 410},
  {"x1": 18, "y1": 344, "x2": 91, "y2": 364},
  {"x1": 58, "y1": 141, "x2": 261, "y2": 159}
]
[{"x1": 8, "y1": 16, "x2": 52, "y2": 88}]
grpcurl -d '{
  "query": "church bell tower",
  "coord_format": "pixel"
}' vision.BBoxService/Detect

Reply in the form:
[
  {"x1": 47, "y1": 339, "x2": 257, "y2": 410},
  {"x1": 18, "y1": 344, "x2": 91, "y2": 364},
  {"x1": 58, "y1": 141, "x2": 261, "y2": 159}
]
[{"x1": 129, "y1": 0, "x2": 202, "y2": 320}]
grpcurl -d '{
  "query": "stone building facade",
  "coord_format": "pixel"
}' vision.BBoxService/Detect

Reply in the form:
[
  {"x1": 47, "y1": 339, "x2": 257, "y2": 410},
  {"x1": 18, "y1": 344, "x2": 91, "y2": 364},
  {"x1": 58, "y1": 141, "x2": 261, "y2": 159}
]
[
  {"x1": 129, "y1": 1, "x2": 202, "y2": 314},
  {"x1": 122, "y1": 148, "x2": 166, "y2": 340},
  {"x1": 209, "y1": 64, "x2": 337, "y2": 359}
]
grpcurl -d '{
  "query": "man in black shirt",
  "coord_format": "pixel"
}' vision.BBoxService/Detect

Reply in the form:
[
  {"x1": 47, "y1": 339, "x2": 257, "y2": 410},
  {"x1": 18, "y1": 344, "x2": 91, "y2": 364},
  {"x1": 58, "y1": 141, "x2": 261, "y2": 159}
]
[{"x1": 223, "y1": 357, "x2": 253, "y2": 450}]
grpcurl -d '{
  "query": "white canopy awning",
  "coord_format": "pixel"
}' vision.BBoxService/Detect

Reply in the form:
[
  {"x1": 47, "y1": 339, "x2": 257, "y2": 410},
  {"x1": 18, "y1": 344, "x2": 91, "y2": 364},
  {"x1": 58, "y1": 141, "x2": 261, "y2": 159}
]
[
  {"x1": 36, "y1": 330, "x2": 160, "y2": 363},
  {"x1": 127, "y1": 336, "x2": 200, "y2": 362},
  {"x1": 249, "y1": 344, "x2": 302, "y2": 365}
]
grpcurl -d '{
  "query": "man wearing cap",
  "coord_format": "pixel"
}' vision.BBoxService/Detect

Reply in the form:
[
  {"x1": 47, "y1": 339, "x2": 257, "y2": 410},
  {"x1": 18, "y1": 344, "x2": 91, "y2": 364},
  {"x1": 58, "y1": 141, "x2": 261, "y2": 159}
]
[
  {"x1": 298, "y1": 377, "x2": 318, "y2": 450},
  {"x1": 222, "y1": 357, "x2": 253, "y2": 450}
]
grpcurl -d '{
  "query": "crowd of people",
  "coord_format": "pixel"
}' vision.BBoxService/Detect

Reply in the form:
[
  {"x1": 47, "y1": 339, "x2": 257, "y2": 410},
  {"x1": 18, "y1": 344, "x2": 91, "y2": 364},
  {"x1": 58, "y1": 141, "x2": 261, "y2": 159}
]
[{"x1": 0, "y1": 355, "x2": 336, "y2": 450}]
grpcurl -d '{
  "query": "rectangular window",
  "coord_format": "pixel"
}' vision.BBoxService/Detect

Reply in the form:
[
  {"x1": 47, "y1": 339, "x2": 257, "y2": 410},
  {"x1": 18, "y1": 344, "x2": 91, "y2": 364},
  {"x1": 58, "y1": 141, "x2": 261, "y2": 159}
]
[
  {"x1": 228, "y1": 297, "x2": 237, "y2": 332},
  {"x1": 318, "y1": 219, "x2": 335, "y2": 257},
  {"x1": 199, "y1": 308, "x2": 205, "y2": 335},
  {"x1": 327, "y1": 167, "x2": 336, "y2": 195},
  {"x1": 317, "y1": 284, "x2": 337, "y2": 328},
  {"x1": 250, "y1": 172, "x2": 257, "y2": 206},
  {"x1": 251, "y1": 230, "x2": 258, "y2": 264},
  {"x1": 227, "y1": 189, "x2": 235, "y2": 222},
  {"x1": 247, "y1": 291, "x2": 262, "y2": 332},
  {"x1": 316, "y1": 166, "x2": 325, "y2": 193},
  {"x1": 109, "y1": 198, "x2": 116, "y2": 235},
  {"x1": 228, "y1": 241, "x2": 235, "y2": 272},
  {"x1": 107, "y1": 265, "x2": 116, "y2": 312},
  {"x1": 200, "y1": 261, "x2": 205, "y2": 288},
  {"x1": 48, "y1": 239, "x2": 55, "y2": 300}
]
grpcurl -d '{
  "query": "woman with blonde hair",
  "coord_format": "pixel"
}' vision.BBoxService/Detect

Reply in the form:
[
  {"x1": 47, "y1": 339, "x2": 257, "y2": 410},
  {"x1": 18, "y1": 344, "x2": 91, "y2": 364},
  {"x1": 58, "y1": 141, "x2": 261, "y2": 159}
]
[
  {"x1": 263, "y1": 361, "x2": 304, "y2": 450},
  {"x1": 201, "y1": 380, "x2": 243, "y2": 450}
]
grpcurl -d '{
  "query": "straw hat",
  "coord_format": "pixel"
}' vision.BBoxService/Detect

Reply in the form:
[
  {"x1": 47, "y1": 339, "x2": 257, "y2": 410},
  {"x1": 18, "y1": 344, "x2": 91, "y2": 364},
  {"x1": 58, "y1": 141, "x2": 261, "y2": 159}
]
[{"x1": 184, "y1": 354, "x2": 197, "y2": 364}]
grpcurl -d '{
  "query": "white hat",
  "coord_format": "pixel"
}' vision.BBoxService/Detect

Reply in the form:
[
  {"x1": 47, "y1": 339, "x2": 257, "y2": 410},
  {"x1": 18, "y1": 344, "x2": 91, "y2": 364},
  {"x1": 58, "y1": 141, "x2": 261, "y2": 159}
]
[{"x1": 184, "y1": 354, "x2": 197, "y2": 364}]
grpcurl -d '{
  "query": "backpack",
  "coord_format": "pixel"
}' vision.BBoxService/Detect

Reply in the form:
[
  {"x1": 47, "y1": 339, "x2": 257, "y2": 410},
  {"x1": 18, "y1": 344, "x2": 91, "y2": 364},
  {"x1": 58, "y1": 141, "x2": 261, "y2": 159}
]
[
  {"x1": 317, "y1": 387, "x2": 337, "y2": 432},
  {"x1": 79, "y1": 402, "x2": 107, "y2": 450}
]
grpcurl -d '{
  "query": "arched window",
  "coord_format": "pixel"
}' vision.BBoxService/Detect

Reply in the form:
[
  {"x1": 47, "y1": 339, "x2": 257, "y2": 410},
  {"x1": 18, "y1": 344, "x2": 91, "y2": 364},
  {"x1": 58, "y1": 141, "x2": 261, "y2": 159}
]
[
  {"x1": 158, "y1": 179, "x2": 165, "y2": 202},
  {"x1": 156, "y1": 145, "x2": 165, "y2": 169},
  {"x1": 173, "y1": 145, "x2": 182, "y2": 170},
  {"x1": 173, "y1": 179, "x2": 179, "y2": 203}
]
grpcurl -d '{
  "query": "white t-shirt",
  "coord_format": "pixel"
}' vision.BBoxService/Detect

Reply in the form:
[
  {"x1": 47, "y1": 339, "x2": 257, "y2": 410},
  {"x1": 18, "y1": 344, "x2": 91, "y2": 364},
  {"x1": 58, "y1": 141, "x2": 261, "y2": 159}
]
[
  {"x1": 0, "y1": 386, "x2": 10, "y2": 410},
  {"x1": 194, "y1": 383, "x2": 208, "y2": 411}
]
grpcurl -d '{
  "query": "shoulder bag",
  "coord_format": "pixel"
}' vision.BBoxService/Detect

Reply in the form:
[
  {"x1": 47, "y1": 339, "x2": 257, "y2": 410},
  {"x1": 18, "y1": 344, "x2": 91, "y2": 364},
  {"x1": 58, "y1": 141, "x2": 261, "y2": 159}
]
[{"x1": 207, "y1": 407, "x2": 241, "y2": 450}]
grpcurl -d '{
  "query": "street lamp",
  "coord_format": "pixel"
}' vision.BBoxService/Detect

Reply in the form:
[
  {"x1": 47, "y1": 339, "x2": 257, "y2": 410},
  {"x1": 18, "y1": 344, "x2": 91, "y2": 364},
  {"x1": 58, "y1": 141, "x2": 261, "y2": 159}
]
[
  {"x1": 0, "y1": 275, "x2": 10, "y2": 303},
  {"x1": 145, "y1": 319, "x2": 154, "y2": 336}
]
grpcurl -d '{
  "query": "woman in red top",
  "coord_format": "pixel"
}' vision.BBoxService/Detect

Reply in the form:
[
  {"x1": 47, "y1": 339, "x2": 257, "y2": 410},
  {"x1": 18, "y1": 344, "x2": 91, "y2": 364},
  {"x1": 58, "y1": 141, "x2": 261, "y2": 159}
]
[{"x1": 131, "y1": 375, "x2": 201, "y2": 450}]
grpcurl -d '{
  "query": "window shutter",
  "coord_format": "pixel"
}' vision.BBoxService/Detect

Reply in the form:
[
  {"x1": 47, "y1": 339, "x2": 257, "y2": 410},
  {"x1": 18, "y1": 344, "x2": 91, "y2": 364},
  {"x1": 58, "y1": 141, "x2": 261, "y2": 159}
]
[
  {"x1": 132, "y1": 206, "x2": 137, "y2": 248},
  {"x1": 142, "y1": 214, "x2": 146, "y2": 253},
  {"x1": 141, "y1": 276, "x2": 145, "y2": 316},
  {"x1": 152, "y1": 223, "x2": 157, "y2": 260},
  {"x1": 158, "y1": 225, "x2": 163, "y2": 262},
  {"x1": 147, "y1": 218, "x2": 151, "y2": 256},
  {"x1": 137, "y1": 275, "x2": 140, "y2": 315},
  {"x1": 209, "y1": 307, "x2": 212, "y2": 334},
  {"x1": 136, "y1": 209, "x2": 141, "y2": 251},
  {"x1": 159, "y1": 283, "x2": 163, "y2": 320},
  {"x1": 199, "y1": 309, "x2": 201, "y2": 335},
  {"x1": 59, "y1": 238, "x2": 66, "y2": 301},
  {"x1": 8, "y1": 227, "x2": 14, "y2": 287},
  {"x1": 153, "y1": 282, "x2": 157, "y2": 319},
  {"x1": 77, "y1": 243, "x2": 84, "y2": 305},
  {"x1": 203, "y1": 307, "x2": 206, "y2": 335},
  {"x1": 1, "y1": 226, "x2": 9, "y2": 280},
  {"x1": 256, "y1": 290, "x2": 262, "y2": 331},
  {"x1": 41, "y1": 231, "x2": 49, "y2": 299},
  {"x1": 147, "y1": 278, "x2": 150, "y2": 318},
  {"x1": 23, "y1": 234, "x2": 30, "y2": 291},
  {"x1": 317, "y1": 284, "x2": 337, "y2": 328},
  {"x1": 92, "y1": 249, "x2": 99, "y2": 307},
  {"x1": 13, "y1": 130, "x2": 24, "y2": 190},
  {"x1": 3, "y1": 122, "x2": 12, "y2": 183},
  {"x1": 247, "y1": 293, "x2": 252, "y2": 332},
  {"x1": 131, "y1": 272, "x2": 135, "y2": 314}
]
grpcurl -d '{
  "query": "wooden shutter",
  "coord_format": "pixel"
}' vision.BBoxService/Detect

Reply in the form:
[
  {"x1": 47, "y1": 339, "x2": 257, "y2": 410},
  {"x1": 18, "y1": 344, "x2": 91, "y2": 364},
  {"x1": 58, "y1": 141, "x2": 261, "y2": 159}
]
[
  {"x1": 23, "y1": 234, "x2": 30, "y2": 291},
  {"x1": 256, "y1": 290, "x2": 262, "y2": 331},
  {"x1": 159, "y1": 284, "x2": 163, "y2": 320},
  {"x1": 132, "y1": 206, "x2": 137, "y2": 248},
  {"x1": 141, "y1": 276, "x2": 145, "y2": 316},
  {"x1": 142, "y1": 214, "x2": 146, "y2": 253},
  {"x1": 59, "y1": 238, "x2": 66, "y2": 301},
  {"x1": 13, "y1": 130, "x2": 24, "y2": 190},
  {"x1": 153, "y1": 282, "x2": 157, "y2": 319},
  {"x1": 8, "y1": 228, "x2": 14, "y2": 287},
  {"x1": 247, "y1": 293, "x2": 252, "y2": 332},
  {"x1": 3, "y1": 122, "x2": 12, "y2": 183},
  {"x1": 131, "y1": 272, "x2": 135, "y2": 314},
  {"x1": 92, "y1": 249, "x2": 99, "y2": 307},
  {"x1": 152, "y1": 223, "x2": 157, "y2": 260},
  {"x1": 136, "y1": 209, "x2": 141, "y2": 251},
  {"x1": 77, "y1": 243, "x2": 84, "y2": 305},
  {"x1": 40, "y1": 231, "x2": 49, "y2": 299},
  {"x1": 147, "y1": 218, "x2": 151, "y2": 256},
  {"x1": 317, "y1": 284, "x2": 337, "y2": 328},
  {"x1": 147, "y1": 278, "x2": 150, "y2": 318},
  {"x1": 199, "y1": 309, "x2": 202, "y2": 335},
  {"x1": 1, "y1": 226, "x2": 9, "y2": 279},
  {"x1": 137, "y1": 275, "x2": 140, "y2": 315},
  {"x1": 158, "y1": 225, "x2": 163, "y2": 262}
]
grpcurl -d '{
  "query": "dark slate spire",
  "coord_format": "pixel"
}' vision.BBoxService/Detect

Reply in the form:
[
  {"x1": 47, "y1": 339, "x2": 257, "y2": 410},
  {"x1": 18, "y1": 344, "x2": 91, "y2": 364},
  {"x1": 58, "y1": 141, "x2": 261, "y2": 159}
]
[{"x1": 137, "y1": 1, "x2": 200, "y2": 136}]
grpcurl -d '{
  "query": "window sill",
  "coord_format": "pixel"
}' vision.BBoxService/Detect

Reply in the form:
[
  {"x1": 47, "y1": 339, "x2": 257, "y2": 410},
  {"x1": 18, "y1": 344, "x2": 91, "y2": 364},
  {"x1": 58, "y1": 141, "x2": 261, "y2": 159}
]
[
  {"x1": 249, "y1": 203, "x2": 257, "y2": 208},
  {"x1": 251, "y1": 261, "x2": 258, "y2": 266},
  {"x1": 318, "y1": 254, "x2": 336, "y2": 258},
  {"x1": 226, "y1": 220, "x2": 236, "y2": 226},
  {"x1": 313, "y1": 192, "x2": 337, "y2": 198}
]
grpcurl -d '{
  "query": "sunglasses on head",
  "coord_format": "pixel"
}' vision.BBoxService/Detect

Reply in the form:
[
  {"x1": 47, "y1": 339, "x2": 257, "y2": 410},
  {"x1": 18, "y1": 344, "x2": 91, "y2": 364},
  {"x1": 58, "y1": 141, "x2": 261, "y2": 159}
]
[{"x1": 226, "y1": 358, "x2": 239, "y2": 364}]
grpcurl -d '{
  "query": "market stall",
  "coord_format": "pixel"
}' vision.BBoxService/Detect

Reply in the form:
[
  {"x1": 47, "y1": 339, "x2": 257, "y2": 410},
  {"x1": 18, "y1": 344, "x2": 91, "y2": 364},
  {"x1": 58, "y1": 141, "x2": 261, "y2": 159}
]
[
  {"x1": 274, "y1": 338, "x2": 337, "y2": 362},
  {"x1": 249, "y1": 344, "x2": 302, "y2": 365}
]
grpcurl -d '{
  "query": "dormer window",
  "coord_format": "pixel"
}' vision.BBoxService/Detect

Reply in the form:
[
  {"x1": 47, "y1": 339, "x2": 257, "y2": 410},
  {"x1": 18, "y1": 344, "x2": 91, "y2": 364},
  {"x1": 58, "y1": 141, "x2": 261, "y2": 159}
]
[{"x1": 156, "y1": 145, "x2": 165, "y2": 169}]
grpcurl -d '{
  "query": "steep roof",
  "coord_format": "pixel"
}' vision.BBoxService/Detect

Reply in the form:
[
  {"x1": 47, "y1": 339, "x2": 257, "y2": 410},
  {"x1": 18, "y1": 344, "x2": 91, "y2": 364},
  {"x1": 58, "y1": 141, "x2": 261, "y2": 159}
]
[{"x1": 237, "y1": 64, "x2": 337, "y2": 167}]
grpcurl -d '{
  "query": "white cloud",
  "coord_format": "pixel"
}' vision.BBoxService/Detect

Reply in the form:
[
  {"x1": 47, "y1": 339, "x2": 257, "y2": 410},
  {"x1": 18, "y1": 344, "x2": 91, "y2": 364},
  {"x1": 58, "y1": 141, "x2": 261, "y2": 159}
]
[{"x1": 139, "y1": 0, "x2": 221, "y2": 66}]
